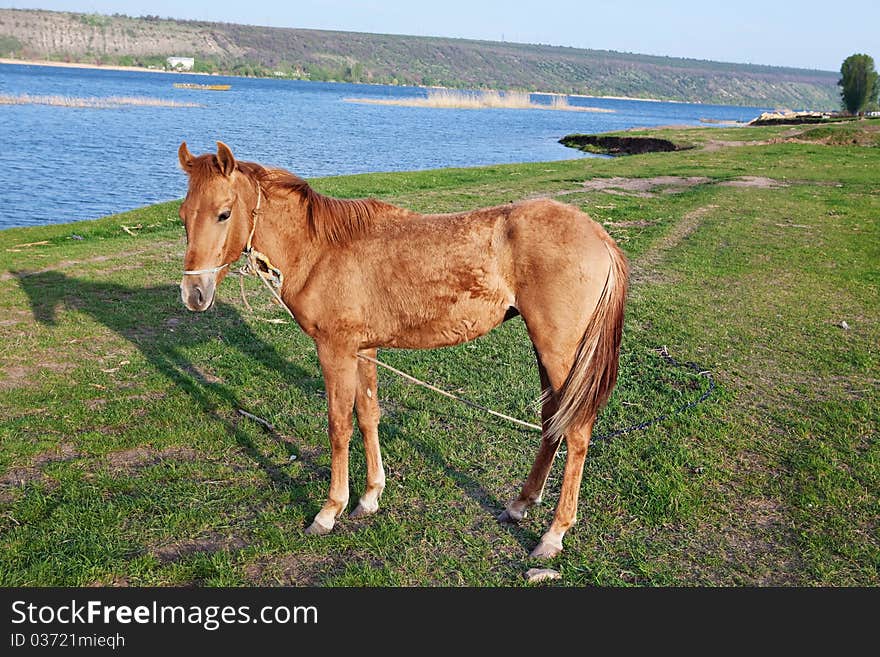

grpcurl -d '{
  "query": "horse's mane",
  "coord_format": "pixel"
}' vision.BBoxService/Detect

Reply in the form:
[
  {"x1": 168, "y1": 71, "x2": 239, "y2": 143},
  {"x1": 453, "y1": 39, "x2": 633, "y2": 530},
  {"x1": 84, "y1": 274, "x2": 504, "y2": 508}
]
[
  {"x1": 241, "y1": 159, "x2": 393, "y2": 244},
  {"x1": 188, "y1": 154, "x2": 393, "y2": 243}
]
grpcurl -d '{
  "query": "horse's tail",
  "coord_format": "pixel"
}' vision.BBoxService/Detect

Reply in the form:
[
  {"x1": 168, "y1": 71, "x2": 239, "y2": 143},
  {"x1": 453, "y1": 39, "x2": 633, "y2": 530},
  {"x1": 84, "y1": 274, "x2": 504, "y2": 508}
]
[{"x1": 546, "y1": 238, "x2": 628, "y2": 442}]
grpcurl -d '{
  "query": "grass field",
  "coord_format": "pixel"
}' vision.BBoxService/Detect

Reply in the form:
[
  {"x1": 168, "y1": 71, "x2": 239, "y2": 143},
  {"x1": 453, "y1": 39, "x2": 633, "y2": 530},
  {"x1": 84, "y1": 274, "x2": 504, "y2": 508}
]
[{"x1": 0, "y1": 121, "x2": 877, "y2": 586}]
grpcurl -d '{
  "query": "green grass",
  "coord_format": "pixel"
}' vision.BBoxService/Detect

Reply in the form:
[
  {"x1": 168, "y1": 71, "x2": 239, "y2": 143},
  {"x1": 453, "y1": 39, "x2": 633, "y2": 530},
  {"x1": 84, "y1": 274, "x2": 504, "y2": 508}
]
[{"x1": 0, "y1": 122, "x2": 877, "y2": 586}]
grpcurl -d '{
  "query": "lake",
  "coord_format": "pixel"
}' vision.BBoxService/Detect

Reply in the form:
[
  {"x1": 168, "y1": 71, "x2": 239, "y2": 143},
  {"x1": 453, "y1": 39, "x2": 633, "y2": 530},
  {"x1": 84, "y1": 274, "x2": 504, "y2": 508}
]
[{"x1": 0, "y1": 63, "x2": 766, "y2": 230}]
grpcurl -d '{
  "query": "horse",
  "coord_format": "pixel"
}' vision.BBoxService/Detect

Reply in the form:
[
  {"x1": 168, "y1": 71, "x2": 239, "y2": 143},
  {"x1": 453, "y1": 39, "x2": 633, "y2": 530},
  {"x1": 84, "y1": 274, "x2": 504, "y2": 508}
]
[{"x1": 177, "y1": 141, "x2": 628, "y2": 559}]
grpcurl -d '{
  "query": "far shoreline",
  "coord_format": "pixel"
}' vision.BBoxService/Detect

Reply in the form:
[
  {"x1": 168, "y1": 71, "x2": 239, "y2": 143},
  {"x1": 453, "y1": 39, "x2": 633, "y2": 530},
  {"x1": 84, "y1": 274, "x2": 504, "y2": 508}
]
[
  {"x1": 0, "y1": 57, "x2": 214, "y2": 76},
  {"x1": 0, "y1": 57, "x2": 705, "y2": 105}
]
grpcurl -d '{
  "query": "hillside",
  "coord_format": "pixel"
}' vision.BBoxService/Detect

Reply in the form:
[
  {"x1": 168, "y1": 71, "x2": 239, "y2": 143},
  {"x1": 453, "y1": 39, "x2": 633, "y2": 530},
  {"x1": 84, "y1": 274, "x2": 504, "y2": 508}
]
[{"x1": 0, "y1": 8, "x2": 841, "y2": 108}]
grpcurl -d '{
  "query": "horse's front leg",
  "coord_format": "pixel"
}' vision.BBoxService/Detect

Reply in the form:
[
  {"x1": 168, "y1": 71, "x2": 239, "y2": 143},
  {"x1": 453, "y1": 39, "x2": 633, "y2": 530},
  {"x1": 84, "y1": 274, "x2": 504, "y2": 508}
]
[
  {"x1": 350, "y1": 348, "x2": 385, "y2": 518},
  {"x1": 305, "y1": 343, "x2": 359, "y2": 535}
]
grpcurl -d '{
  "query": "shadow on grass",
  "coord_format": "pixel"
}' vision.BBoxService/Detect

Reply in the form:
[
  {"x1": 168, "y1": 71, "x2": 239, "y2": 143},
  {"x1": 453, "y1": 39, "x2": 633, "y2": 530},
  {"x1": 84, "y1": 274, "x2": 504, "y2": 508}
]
[
  {"x1": 419, "y1": 435, "x2": 542, "y2": 555},
  {"x1": 12, "y1": 270, "x2": 319, "y2": 501},
  {"x1": 374, "y1": 365, "x2": 545, "y2": 555}
]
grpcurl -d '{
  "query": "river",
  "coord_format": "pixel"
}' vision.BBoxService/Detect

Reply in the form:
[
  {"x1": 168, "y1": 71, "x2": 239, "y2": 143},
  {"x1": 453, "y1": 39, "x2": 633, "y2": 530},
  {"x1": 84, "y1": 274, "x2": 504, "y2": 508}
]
[{"x1": 0, "y1": 62, "x2": 766, "y2": 229}]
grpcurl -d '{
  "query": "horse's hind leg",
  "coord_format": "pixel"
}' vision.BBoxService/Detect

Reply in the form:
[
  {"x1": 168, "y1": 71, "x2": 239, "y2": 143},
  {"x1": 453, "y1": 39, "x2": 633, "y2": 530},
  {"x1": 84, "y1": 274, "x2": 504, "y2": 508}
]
[
  {"x1": 501, "y1": 343, "x2": 594, "y2": 559},
  {"x1": 350, "y1": 349, "x2": 386, "y2": 518},
  {"x1": 531, "y1": 419, "x2": 593, "y2": 559},
  {"x1": 498, "y1": 355, "x2": 561, "y2": 523}
]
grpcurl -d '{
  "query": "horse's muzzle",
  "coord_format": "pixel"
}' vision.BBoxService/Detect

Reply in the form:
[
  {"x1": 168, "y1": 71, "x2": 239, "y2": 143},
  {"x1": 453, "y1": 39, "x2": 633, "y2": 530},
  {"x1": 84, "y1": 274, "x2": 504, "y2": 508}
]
[{"x1": 180, "y1": 275, "x2": 217, "y2": 312}]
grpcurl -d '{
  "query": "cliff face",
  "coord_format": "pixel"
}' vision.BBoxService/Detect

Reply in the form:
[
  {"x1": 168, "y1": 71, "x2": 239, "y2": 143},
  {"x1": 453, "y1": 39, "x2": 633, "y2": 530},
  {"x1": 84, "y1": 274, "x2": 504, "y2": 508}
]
[
  {"x1": 0, "y1": 10, "x2": 245, "y2": 59},
  {"x1": 0, "y1": 8, "x2": 841, "y2": 109}
]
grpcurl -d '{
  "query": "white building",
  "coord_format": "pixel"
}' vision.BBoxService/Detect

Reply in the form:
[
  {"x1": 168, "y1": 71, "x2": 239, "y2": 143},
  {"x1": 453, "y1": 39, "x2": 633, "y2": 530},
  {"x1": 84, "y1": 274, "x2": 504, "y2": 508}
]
[{"x1": 167, "y1": 57, "x2": 195, "y2": 71}]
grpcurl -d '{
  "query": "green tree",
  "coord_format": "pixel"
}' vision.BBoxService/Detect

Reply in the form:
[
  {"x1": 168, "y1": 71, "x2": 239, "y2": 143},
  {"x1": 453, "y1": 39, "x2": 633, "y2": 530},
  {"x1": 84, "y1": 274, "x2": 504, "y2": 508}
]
[{"x1": 838, "y1": 54, "x2": 879, "y2": 115}]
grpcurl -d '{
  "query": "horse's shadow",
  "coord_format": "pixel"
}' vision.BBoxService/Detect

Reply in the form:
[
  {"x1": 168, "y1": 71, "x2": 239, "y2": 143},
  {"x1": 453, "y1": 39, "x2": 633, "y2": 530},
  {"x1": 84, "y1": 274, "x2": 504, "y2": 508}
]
[
  {"x1": 13, "y1": 270, "x2": 539, "y2": 552},
  {"x1": 13, "y1": 269, "x2": 318, "y2": 493}
]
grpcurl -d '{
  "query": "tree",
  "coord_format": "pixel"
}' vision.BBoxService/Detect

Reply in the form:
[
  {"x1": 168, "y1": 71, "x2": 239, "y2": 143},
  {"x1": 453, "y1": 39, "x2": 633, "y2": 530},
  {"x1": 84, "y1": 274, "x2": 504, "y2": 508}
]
[{"x1": 838, "y1": 54, "x2": 878, "y2": 115}]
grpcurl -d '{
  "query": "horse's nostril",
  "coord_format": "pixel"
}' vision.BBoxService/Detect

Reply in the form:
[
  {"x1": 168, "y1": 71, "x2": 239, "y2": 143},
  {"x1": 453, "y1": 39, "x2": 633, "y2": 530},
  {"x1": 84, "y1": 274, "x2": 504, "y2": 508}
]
[
  {"x1": 186, "y1": 284, "x2": 207, "y2": 309},
  {"x1": 181, "y1": 276, "x2": 214, "y2": 312}
]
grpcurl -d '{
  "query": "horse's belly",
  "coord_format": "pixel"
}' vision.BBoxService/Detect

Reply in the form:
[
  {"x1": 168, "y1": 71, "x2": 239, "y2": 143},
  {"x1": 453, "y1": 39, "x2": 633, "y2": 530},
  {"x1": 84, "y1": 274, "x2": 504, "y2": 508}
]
[{"x1": 375, "y1": 298, "x2": 509, "y2": 349}]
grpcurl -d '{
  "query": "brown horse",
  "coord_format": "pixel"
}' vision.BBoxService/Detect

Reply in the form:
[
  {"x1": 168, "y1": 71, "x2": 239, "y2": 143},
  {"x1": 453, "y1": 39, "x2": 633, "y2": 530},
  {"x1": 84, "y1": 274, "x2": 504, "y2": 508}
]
[{"x1": 177, "y1": 141, "x2": 628, "y2": 559}]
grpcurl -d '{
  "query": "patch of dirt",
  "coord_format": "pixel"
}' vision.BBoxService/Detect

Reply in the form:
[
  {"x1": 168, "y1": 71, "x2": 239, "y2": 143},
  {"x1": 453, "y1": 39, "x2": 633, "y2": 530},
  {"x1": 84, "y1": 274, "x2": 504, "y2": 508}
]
[
  {"x1": 515, "y1": 174, "x2": 813, "y2": 203},
  {"x1": 702, "y1": 139, "x2": 771, "y2": 152},
  {"x1": 0, "y1": 467, "x2": 53, "y2": 502},
  {"x1": 2, "y1": 406, "x2": 49, "y2": 422},
  {"x1": 86, "y1": 576, "x2": 130, "y2": 587},
  {"x1": 0, "y1": 365, "x2": 29, "y2": 390},
  {"x1": 104, "y1": 446, "x2": 202, "y2": 472},
  {"x1": 183, "y1": 363, "x2": 224, "y2": 385},
  {"x1": 124, "y1": 391, "x2": 167, "y2": 403},
  {"x1": 0, "y1": 360, "x2": 75, "y2": 391},
  {"x1": 630, "y1": 205, "x2": 718, "y2": 285},
  {"x1": 0, "y1": 443, "x2": 80, "y2": 502},
  {"x1": 244, "y1": 551, "x2": 377, "y2": 586},
  {"x1": 151, "y1": 531, "x2": 249, "y2": 564},
  {"x1": 84, "y1": 391, "x2": 166, "y2": 411},
  {"x1": 580, "y1": 176, "x2": 711, "y2": 198},
  {"x1": 602, "y1": 219, "x2": 659, "y2": 228},
  {"x1": 719, "y1": 176, "x2": 788, "y2": 189},
  {"x1": 296, "y1": 445, "x2": 324, "y2": 462},
  {"x1": 32, "y1": 442, "x2": 79, "y2": 466},
  {"x1": 575, "y1": 175, "x2": 792, "y2": 200}
]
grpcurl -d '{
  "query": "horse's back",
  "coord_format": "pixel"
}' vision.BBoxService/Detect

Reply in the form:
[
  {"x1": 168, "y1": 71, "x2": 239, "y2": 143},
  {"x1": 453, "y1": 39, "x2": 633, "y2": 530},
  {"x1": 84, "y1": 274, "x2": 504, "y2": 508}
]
[
  {"x1": 505, "y1": 196, "x2": 612, "y2": 249},
  {"x1": 367, "y1": 196, "x2": 616, "y2": 311}
]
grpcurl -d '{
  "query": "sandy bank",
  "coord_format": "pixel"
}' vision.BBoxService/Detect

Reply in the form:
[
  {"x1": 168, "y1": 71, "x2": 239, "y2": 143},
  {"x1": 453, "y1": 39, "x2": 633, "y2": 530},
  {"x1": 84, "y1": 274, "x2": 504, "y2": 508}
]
[{"x1": 0, "y1": 57, "x2": 213, "y2": 76}]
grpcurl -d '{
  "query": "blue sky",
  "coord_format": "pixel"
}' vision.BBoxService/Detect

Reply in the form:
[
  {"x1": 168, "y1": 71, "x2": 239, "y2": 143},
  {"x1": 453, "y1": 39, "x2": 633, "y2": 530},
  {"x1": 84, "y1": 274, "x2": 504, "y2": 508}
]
[{"x1": 2, "y1": 0, "x2": 876, "y2": 71}]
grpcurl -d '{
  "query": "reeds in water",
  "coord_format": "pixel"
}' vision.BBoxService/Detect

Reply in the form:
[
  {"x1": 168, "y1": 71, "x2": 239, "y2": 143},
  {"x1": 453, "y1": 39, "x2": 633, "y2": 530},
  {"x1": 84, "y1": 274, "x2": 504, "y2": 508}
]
[
  {"x1": 0, "y1": 94, "x2": 201, "y2": 108},
  {"x1": 549, "y1": 94, "x2": 571, "y2": 110},
  {"x1": 345, "y1": 88, "x2": 613, "y2": 113},
  {"x1": 422, "y1": 88, "x2": 533, "y2": 109}
]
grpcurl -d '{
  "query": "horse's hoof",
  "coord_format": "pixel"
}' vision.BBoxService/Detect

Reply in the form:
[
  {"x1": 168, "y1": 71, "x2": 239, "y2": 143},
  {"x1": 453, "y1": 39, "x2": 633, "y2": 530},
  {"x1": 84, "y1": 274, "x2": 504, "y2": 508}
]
[
  {"x1": 529, "y1": 539, "x2": 562, "y2": 560},
  {"x1": 497, "y1": 507, "x2": 524, "y2": 524},
  {"x1": 304, "y1": 519, "x2": 333, "y2": 536},
  {"x1": 349, "y1": 502, "x2": 378, "y2": 519}
]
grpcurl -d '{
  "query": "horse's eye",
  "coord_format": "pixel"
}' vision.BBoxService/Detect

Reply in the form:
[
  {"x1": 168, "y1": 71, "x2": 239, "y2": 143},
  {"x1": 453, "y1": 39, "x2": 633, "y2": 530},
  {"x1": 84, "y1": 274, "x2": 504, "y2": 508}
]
[{"x1": 218, "y1": 210, "x2": 231, "y2": 222}]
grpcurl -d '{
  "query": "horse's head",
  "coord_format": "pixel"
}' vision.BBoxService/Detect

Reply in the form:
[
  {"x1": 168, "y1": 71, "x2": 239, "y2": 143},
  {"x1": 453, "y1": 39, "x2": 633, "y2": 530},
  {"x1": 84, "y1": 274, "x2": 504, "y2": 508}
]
[{"x1": 177, "y1": 141, "x2": 254, "y2": 311}]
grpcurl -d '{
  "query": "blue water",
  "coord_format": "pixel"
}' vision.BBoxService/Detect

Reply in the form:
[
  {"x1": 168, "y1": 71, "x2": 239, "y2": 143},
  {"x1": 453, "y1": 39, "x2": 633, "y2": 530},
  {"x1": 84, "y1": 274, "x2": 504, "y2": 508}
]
[{"x1": 0, "y1": 63, "x2": 766, "y2": 229}]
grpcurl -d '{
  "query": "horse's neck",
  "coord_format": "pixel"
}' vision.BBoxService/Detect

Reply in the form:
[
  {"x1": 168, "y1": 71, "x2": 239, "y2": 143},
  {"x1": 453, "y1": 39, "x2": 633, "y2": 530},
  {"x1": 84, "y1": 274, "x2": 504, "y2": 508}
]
[{"x1": 250, "y1": 195, "x2": 316, "y2": 294}]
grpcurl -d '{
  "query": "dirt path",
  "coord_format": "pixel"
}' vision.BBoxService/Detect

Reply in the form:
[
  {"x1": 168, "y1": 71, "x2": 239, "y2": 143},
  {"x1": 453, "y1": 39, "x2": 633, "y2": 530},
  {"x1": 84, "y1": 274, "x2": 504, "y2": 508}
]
[
  {"x1": 702, "y1": 126, "x2": 814, "y2": 152},
  {"x1": 630, "y1": 204, "x2": 718, "y2": 285}
]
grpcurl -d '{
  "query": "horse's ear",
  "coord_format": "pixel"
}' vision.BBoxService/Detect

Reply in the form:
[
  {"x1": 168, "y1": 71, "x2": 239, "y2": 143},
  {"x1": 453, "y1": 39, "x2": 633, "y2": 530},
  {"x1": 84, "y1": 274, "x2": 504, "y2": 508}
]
[
  {"x1": 178, "y1": 142, "x2": 194, "y2": 173},
  {"x1": 216, "y1": 141, "x2": 236, "y2": 177}
]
